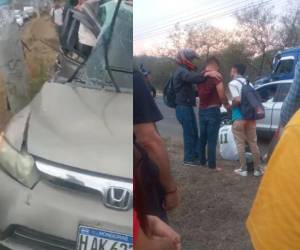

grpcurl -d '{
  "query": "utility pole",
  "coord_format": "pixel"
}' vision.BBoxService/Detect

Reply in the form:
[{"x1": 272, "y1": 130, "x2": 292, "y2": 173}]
[{"x1": 0, "y1": 0, "x2": 29, "y2": 114}]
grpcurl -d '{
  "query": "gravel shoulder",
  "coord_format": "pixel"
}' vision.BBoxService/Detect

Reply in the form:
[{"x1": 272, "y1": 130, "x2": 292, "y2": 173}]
[{"x1": 166, "y1": 140, "x2": 261, "y2": 250}]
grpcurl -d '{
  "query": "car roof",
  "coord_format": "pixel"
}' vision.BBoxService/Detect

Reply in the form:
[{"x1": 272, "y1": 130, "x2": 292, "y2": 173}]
[{"x1": 276, "y1": 46, "x2": 300, "y2": 56}]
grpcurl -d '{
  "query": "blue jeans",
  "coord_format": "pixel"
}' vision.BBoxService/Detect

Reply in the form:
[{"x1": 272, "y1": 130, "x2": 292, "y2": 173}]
[
  {"x1": 199, "y1": 107, "x2": 221, "y2": 168},
  {"x1": 176, "y1": 105, "x2": 199, "y2": 162}
]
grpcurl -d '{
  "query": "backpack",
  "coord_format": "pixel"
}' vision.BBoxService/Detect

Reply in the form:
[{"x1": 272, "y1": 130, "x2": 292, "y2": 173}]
[
  {"x1": 237, "y1": 79, "x2": 265, "y2": 120},
  {"x1": 163, "y1": 75, "x2": 177, "y2": 108}
]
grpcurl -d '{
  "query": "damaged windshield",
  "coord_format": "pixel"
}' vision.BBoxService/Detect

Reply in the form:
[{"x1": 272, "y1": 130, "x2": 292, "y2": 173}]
[{"x1": 74, "y1": 0, "x2": 133, "y2": 90}]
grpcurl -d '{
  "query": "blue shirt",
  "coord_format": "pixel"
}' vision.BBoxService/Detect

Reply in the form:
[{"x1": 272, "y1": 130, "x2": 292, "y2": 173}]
[{"x1": 232, "y1": 106, "x2": 243, "y2": 121}]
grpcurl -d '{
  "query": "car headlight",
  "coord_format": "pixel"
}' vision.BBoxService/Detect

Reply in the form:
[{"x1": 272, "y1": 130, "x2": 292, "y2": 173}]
[{"x1": 0, "y1": 133, "x2": 40, "y2": 188}]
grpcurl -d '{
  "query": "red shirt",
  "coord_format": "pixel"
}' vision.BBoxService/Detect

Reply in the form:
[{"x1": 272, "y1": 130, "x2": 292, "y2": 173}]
[{"x1": 198, "y1": 73, "x2": 222, "y2": 109}]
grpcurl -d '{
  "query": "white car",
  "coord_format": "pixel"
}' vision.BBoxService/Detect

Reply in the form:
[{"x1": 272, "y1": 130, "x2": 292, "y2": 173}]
[
  {"x1": 220, "y1": 80, "x2": 292, "y2": 138},
  {"x1": 255, "y1": 80, "x2": 292, "y2": 137}
]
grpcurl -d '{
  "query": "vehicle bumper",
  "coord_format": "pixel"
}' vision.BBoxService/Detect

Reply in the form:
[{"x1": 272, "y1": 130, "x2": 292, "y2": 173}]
[{"x1": 0, "y1": 170, "x2": 132, "y2": 249}]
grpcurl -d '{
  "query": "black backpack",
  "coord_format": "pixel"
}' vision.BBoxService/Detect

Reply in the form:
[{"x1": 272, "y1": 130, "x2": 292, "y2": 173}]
[
  {"x1": 237, "y1": 79, "x2": 265, "y2": 120},
  {"x1": 163, "y1": 75, "x2": 177, "y2": 108}
]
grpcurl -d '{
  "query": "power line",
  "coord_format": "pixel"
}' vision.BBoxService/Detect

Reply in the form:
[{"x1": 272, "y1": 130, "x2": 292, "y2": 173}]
[
  {"x1": 135, "y1": 0, "x2": 248, "y2": 33},
  {"x1": 134, "y1": 0, "x2": 276, "y2": 41},
  {"x1": 134, "y1": 0, "x2": 273, "y2": 40},
  {"x1": 134, "y1": 0, "x2": 254, "y2": 38}
]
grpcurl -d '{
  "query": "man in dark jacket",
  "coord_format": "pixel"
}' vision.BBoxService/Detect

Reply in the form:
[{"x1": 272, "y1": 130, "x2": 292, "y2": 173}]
[{"x1": 173, "y1": 49, "x2": 222, "y2": 166}]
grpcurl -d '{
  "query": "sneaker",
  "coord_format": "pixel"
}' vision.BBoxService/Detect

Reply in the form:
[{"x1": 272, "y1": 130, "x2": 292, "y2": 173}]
[
  {"x1": 235, "y1": 170, "x2": 248, "y2": 176},
  {"x1": 254, "y1": 169, "x2": 264, "y2": 177},
  {"x1": 183, "y1": 161, "x2": 201, "y2": 167},
  {"x1": 234, "y1": 168, "x2": 242, "y2": 173}
]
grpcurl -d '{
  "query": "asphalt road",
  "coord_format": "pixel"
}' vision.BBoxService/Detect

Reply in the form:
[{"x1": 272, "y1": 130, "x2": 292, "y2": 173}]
[{"x1": 156, "y1": 95, "x2": 183, "y2": 141}]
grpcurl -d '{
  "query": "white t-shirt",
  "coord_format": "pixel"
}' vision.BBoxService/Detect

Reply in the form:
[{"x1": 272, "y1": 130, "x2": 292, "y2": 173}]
[
  {"x1": 50, "y1": 7, "x2": 63, "y2": 26},
  {"x1": 228, "y1": 77, "x2": 254, "y2": 99},
  {"x1": 219, "y1": 125, "x2": 239, "y2": 161},
  {"x1": 78, "y1": 24, "x2": 97, "y2": 47}
]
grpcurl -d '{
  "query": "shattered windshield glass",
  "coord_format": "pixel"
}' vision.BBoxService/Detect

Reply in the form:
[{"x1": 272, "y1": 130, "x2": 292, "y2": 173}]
[{"x1": 79, "y1": 0, "x2": 133, "y2": 90}]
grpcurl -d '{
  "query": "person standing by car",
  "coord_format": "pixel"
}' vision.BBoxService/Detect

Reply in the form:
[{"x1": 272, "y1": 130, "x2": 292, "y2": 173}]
[
  {"x1": 198, "y1": 57, "x2": 230, "y2": 170},
  {"x1": 134, "y1": 70, "x2": 179, "y2": 221},
  {"x1": 229, "y1": 64, "x2": 263, "y2": 177},
  {"x1": 173, "y1": 49, "x2": 222, "y2": 167},
  {"x1": 75, "y1": 0, "x2": 97, "y2": 58},
  {"x1": 50, "y1": 0, "x2": 64, "y2": 40}
]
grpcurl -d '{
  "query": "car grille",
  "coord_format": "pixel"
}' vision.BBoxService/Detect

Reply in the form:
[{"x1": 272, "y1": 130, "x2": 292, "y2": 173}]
[{"x1": 35, "y1": 158, "x2": 133, "y2": 211}]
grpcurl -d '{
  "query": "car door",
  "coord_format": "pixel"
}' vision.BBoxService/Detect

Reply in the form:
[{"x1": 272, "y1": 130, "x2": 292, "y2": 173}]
[
  {"x1": 271, "y1": 82, "x2": 292, "y2": 131},
  {"x1": 256, "y1": 83, "x2": 279, "y2": 132}
]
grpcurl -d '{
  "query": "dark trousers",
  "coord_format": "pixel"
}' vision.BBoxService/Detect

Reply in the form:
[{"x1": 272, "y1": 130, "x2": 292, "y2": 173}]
[
  {"x1": 199, "y1": 107, "x2": 221, "y2": 168},
  {"x1": 176, "y1": 105, "x2": 199, "y2": 162}
]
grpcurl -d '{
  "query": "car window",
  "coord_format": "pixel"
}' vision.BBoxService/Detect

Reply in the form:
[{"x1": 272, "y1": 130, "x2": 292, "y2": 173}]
[
  {"x1": 257, "y1": 84, "x2": 278, "y2": 103},
  {"x1": 274, "y1": 59, "x2": 294, "y2": 75},
  {"x1": 274, "y1": 83, "x2": 291, "y2": 102}
]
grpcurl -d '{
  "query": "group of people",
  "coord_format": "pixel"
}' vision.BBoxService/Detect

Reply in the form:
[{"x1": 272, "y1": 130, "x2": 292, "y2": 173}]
[
  {"x1": 173, "y1": 49, "x2": 263, "y2": 176},
  {"x1": 50, "y1": 0, "x2": 97, "y2": 58},
  {"x1": 132, "y1": 48, "x2": 266, "y2": 249}
]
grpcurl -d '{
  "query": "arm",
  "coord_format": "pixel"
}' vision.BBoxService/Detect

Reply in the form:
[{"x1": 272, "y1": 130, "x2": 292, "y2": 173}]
[
  {"x1": 180, "y1": 69, "x2": 206, "y2": 84},
  {"x1": 134, "y1": 123, "x2": 179, "y2": 210},
  {"x1": 228, "y1": 82, "x2": 241, "y2": 107},
  {"x1": 216, "y1": 82, "x2": 230, "y2": 110}
]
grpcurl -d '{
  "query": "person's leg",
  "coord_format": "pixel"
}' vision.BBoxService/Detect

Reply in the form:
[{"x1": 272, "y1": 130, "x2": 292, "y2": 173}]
[
  {"x1": 232, "y1": 120, "x2": 247, "y2": 171},
  {"x1": 207, "y1": 108, "x2": 221, "y2": 169},
  {"x1": 245, "y1": 121, "x2": 261, "y2": 172},
  {"x1": 199, "y1": 109, "x2": 208, "y2": 165},
  {"x1": 189, "y1": 107, "x2": 200, "y2": 161},
  {"x1": 175, "y1": 105, "x2": 196, "y2": 163}
]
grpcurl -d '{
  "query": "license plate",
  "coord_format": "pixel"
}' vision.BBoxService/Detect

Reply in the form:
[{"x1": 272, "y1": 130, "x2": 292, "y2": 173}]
[{"x1": 76, "y1": 225, "x2": 133, "y2": 250}]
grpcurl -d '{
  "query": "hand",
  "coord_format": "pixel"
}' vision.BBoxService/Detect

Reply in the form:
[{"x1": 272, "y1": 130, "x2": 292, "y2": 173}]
[
  {"x1": 204, "y1": 70, "x2": 223, "y2": 81},
  {"x1": 225, "y1": 103, "x2": 231, "y2": 112},
  {"x1": 148, "y1": 216, "x2": 182, "y2": 250},
  {"x1": 153, "y1": 237, "x2": 176, "y2": 250},
  {"x1": 163, "y1": 189, "x2": 180, "y2": 211}
]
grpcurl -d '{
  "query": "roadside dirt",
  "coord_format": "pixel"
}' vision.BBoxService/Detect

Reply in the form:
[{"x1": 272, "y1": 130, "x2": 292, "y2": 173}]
[
  {"x1": 0, "y1": 14, "x2": 58, "y2": 130},
  {"x1": 166, "y1": 140, "x2": 261, "y2": 250},
  {"x1": 21, "y1": 14, "x2": 59, "y2": 97}
]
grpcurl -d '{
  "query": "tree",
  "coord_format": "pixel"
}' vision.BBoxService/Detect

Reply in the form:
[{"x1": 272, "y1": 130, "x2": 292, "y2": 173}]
[
  {"x1": 157, "y1": 22, "x2": 228, "y2": 59},
  {"x1": 184, "y1": 23, "x2": 228, "y2": 59},
  {"x1": 235, "y1": 2, "x2": 278, "y2": 75},
  {"x1": 278, "y1": 0, "x2": 300, "y2": 48}
]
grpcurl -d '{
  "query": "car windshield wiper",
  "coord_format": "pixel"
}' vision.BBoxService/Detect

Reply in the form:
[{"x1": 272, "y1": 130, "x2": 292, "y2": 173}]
[{"x1": 103, "y1": 0, "x2": 123, "y2": 93}]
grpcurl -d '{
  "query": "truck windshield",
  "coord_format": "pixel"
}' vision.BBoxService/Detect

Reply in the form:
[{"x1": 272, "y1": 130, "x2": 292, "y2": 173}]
[{"x1": 274, "y1": 58, "x2": 294, "y2": 75}]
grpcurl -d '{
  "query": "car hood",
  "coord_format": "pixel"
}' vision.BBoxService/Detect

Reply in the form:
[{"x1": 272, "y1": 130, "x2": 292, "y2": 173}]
[{"x1": 26, "y1": 82, "x2": 132, "y2": 179}]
